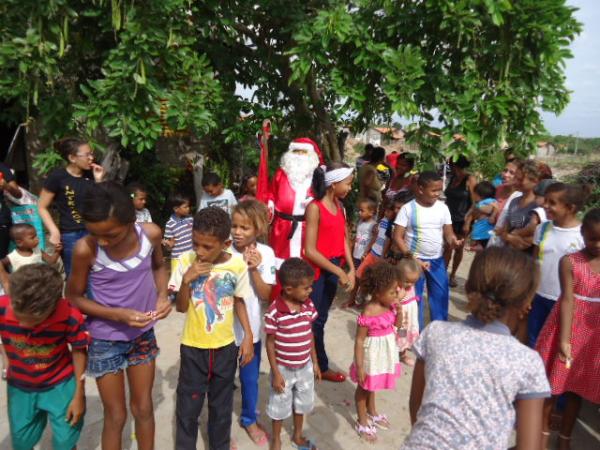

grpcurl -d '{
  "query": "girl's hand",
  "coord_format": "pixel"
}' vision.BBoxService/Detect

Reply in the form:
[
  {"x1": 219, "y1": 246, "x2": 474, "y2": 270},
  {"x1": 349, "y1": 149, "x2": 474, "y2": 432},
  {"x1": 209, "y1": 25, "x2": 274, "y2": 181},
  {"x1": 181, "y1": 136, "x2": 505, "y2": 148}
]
[
  {"x1": 272, "y1": 371, "x2": 286, "y2": 393},
  {"x1": 153, "y1": 295, "x2": 172, "y2": 321},
  {"x1": 53, "y1": 242, "x2": 63, "y2": 254},
  {"x1": 91, "y1": 163, "x2": 105, "y2": 182},
  {"x1": 338, "y1": 270, "x2": 350, "y2": 288},
  {"x1": 357, "y1": 366, "x2": 366, "y2": 386},
  {"x1": 559, "y1": 340, "x2": 572, "y2": 363},
  {"x1": 118, "y1": 308, "x2": 153, "y2": 328},
  {"x1": 182, "y1": 261, "x2": 212, "y2": 285},
  {"x1": 65, "y1": 392, "x2": 85, "y2": 426},
  {"x1": 49, "y1": 231, "x2": 61, "y2": 247},
  {"x1": 244, "y1": 247, "x2": 262, "y2": 271}
]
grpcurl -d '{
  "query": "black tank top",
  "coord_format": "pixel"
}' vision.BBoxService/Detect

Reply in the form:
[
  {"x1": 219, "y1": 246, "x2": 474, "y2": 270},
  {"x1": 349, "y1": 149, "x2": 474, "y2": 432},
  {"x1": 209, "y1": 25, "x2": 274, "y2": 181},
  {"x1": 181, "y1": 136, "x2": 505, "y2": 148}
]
[{"x1": 445, "y1": 175, "x2": 471, "y2": 224}]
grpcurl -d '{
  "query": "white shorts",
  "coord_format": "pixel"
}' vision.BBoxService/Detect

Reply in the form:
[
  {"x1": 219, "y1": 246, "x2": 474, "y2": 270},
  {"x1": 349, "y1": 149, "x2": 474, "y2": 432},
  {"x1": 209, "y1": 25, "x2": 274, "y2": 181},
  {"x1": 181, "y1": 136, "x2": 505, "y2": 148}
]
[{"x1": 266, "y1": 361, "x2": 315, "y2": 420}]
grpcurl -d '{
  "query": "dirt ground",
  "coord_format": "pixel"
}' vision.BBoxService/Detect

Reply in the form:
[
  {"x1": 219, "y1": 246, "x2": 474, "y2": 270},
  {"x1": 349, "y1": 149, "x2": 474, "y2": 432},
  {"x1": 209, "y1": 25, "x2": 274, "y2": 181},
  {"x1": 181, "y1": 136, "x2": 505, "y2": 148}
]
[{"x1": 1, "y1": 251, "x2": 599, "y2": 450}]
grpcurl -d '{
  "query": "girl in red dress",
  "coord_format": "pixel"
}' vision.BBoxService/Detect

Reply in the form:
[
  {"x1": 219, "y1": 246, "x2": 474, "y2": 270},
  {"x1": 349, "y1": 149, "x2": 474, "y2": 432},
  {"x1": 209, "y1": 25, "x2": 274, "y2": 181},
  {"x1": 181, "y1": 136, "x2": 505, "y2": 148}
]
[
  {"x1": 536, "y1": 208, "x2": 600, "y2": 450},
  {"x1": 305, "y1": 162, "x2": 355, "y2": 383}
]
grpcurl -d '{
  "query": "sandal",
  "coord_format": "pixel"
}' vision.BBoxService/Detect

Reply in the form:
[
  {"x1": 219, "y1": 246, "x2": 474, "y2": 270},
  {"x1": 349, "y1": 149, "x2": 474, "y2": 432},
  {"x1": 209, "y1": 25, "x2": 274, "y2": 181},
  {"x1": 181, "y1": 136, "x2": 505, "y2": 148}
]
[
  {"x1": 244, "y1": 424, "x2": 269, "y2": 446},
  {"x1": 291, "y1": 438, "x2": 318, "y2": 450},
  {"x1": 355, "y1": 422, "x2": 377, "y2": 442},
  {"x1": 368, "y1": 413, "x2": 391, "y2": 430}
]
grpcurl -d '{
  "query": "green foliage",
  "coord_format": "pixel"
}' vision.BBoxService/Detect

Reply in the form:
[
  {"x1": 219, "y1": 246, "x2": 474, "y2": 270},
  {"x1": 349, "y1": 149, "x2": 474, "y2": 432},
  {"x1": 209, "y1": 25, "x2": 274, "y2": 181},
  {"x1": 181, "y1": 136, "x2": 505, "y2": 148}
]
[{"x1": 568, "y1": 162, "x2": 600, "y2": 213}]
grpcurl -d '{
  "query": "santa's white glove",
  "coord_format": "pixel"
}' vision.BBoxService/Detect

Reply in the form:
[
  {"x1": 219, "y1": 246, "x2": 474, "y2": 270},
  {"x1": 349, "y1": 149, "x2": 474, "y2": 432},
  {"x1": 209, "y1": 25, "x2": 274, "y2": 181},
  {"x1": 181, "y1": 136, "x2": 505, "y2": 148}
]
[{"x1": 267, "y1": 200, "x2": 275, "y2": 224}]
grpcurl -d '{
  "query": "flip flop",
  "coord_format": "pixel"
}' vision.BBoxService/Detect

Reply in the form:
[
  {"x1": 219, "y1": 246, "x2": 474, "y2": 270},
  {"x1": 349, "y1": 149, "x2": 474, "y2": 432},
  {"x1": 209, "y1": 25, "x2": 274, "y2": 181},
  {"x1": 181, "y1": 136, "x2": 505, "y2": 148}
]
[
  {"x1": 354, "y1": 422, "x2": 377, "y2": 443},
  {"x1": 291, "y1": 438, "x2": 318, "y2": 450},
  {"x1": 368, "y1": 413, "x2": 391, "y2": 430}
]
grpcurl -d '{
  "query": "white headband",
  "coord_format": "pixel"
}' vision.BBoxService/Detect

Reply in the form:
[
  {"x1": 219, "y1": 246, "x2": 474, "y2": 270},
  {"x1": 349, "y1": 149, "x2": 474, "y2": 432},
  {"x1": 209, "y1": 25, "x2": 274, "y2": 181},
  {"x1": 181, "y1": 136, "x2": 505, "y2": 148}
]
[{"x1": 323, "y1": 166, "x2": 354, "y2": 186}]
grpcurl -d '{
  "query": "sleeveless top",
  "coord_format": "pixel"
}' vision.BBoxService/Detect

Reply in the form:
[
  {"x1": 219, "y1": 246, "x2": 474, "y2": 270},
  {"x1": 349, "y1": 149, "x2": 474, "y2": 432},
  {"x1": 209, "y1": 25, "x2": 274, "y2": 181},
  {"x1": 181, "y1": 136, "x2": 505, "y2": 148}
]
[
  {"x1": 444, "y1": 175, "x2": 471, "y2": 224},
  {"x1": 87, "y1": 224, "x2": 157, "y2": 341},
  {"x1": 570, "y1": 251, "x2": 600, "y2": 300},
  {"x1": 308, "y1": 199, "x2": 346, "y2": 279}
]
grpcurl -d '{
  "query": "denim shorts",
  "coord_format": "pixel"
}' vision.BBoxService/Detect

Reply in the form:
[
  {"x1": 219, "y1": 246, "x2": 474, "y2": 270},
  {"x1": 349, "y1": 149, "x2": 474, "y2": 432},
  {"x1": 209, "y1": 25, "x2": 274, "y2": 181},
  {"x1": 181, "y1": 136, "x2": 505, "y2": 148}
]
[{"x1": 87, "y1": 328, "x2": 159, "y2": 378}]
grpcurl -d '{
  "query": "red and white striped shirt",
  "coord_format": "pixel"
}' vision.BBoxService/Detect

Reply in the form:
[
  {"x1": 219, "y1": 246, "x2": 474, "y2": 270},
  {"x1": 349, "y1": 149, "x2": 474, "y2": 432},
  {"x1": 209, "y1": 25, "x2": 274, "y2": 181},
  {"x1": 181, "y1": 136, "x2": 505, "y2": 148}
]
[{"x1": 264, "y1": 297, "x2": 318, "y2": 368}]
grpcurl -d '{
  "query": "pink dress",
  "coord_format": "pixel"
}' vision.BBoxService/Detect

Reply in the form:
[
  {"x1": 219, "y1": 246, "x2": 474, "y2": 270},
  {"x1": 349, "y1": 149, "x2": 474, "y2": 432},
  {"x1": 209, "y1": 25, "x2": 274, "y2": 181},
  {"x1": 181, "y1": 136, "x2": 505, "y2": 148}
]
[
  {"x1": 536, "y1": 251, "x2": 600, "y2": 403},
  {"x1": 350, "y1": 307, "x2": 402, "y2": 391},
  {"x1": 396, "y1": 287, "x2": 420, "y2": 352}
]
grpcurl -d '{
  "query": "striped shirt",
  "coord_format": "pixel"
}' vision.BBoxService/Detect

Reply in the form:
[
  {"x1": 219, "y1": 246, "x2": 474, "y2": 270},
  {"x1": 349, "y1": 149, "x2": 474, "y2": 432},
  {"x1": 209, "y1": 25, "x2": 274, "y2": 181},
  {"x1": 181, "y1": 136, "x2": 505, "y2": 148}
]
[
  {"x1": 164, "y1": 214, "x2": 193, "y2": 258},
  {"x1": 264, "y1": 297, "x2": 318, "y2": 368},
  {"x1": 371, "y1": 218, "x2": 392, "y2": 257},
  {"x1": 0, "y1": 296, "x2": 89, "y2": 391}
]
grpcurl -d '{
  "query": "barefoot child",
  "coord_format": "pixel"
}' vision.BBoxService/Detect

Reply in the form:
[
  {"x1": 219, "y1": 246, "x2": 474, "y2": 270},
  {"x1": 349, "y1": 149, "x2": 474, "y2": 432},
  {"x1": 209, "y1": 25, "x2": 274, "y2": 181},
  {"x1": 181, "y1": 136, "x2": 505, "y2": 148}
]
[
  {"x1": 350, "y1": 261, "x2": 403, "y2": 442},
  {"x1": 536, "y1": 208, "x2": 600, "y2": 449},
  {"x1": 395, "y1": 256, "x2": 421, "y2": 366},
  {"x1": 401, "y1": 247, "x2": 550, "y2": 450},
  {"x1": 265, "y1": 258, "x2": 321, "y2": 450},
  {"x1": 127, "y1": 182, "x2": 153, "y2": 223},
  {"x1": 170, "y1": 207, "x2": 254, "y2": 450},
  {"x1": 67, "y1": 182, "x2": 171, "y2": 450},
  {"x1": 231, "y1": 200, "x2": 276, "y2": 446},
  {"x1": 2, "y1": 223, "x2": 62, "y2": 273},
  {"x1": 1, "y1": 264, "x2": 88, "y2": 450}
]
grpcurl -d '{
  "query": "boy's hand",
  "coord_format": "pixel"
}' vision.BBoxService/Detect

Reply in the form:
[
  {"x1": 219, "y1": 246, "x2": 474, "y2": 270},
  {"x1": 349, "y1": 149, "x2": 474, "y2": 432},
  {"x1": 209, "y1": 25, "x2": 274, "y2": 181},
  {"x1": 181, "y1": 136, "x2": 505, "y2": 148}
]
[
  {"x1": 53, "y1": 242, "x2": 63, "y2": 253},
  {"x1": 118, "y1": 308, "x2": 153, "y2": 328},
  {"x1": 182, "y1": 261, "x2": 212, "y2": 285},
  {"x1": 244, "y1": 246, "x2": 262, "y2": 271},
  {"x1": 239, "y1": 336, "x2": 254, "y2": 367},
  {"x1": 418, "y1": 260, "x2": 431, "y2": 271},
  {"x1": 153, "y1": 294, "x2": 172, "y2": 320},
  {"x1": 272, "y1": 371, "x2": 286, "y2": 394},
  {"x1": 313, "y1": 365, "x2": 322, "y2": 382},
  {"x1": 66, "y1": 392, "x2": 85, "y2": 426}
]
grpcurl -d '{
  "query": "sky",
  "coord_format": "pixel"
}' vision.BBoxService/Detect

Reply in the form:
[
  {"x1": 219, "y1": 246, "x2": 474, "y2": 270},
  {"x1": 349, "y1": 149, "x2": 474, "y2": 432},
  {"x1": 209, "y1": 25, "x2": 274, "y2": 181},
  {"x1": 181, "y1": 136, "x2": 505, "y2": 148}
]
[{"x1": 541, "y1": 0, "x2": 600, "y2": 137}]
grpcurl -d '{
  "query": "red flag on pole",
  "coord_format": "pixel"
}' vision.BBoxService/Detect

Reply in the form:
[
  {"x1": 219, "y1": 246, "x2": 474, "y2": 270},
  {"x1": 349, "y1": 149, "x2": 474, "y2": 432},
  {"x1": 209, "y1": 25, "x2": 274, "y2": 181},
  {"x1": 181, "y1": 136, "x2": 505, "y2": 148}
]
[{"x1": 256, "y1": 119, "x2": 271, "y2": 203}]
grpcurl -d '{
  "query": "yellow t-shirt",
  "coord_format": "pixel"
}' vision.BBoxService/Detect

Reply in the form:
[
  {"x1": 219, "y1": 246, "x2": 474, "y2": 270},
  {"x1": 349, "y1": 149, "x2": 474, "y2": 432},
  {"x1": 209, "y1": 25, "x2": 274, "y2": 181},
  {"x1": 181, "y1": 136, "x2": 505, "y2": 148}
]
[{"x1": 170, "y1": 251, "x2": 251, "y2": 349}]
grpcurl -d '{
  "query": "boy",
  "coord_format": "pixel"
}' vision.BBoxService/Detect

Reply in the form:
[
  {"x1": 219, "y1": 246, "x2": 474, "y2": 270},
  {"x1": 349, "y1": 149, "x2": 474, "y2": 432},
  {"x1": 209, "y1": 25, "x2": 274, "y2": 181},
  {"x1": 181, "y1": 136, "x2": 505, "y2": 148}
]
[
  {"x1": 2, "y1": 223, "x2": 62, "y2": 273},
  {"x1": 0, "y1": 264, "x2": 88, "y2": 450},
  {"x1": 169, "y1": 206, "x2": 254, "y2": 450},
  {"x1": 393, "y1": 171, "x2": 462, "y2": 329},
  {"x1": 163, "y1": 193, "x2": 194, "y2": 273},
  {"x1": 264, "y1": 257, "x2": 321, "y2": 450},
  {"x1": 198, "y1": 172, "x2": 238, "y2": 215},
  {"x1": 463, "y1": 181, "x2": 498, "y2": 250}
]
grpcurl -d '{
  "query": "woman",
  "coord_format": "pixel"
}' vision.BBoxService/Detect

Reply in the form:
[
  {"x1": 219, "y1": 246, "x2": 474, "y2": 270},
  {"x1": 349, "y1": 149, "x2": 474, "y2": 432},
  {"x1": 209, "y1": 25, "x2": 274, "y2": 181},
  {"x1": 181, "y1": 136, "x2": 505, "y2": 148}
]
[
  {"x1": 358, "y1": 146, "x2": 386, "y2": 205},
  {"x1": 443, "y1": 156, "x2": 476, "y2": 287},
  {"x1": 38, "y1": 137, "x2": 104, "y2": 276},
  {"x1": 385, "y1": 152, "x2": 416, "y2": 201},
  {"x1": 0, "y1": 162, "x2": 22, "y2": 258}
]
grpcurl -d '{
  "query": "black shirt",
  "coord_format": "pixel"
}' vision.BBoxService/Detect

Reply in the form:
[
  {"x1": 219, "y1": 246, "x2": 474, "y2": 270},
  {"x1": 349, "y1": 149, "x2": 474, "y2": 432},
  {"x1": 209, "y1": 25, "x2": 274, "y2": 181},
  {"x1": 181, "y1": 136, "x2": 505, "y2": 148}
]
[
  {"x1": 0, "y1": 163, "x2": 17, "y2": 226},
  {"x1": 445, "y1": 175, "x2": 471, "y2": 225},
  {"x1": 43, "y1": 168, "x2": 94, "y2": 232}
]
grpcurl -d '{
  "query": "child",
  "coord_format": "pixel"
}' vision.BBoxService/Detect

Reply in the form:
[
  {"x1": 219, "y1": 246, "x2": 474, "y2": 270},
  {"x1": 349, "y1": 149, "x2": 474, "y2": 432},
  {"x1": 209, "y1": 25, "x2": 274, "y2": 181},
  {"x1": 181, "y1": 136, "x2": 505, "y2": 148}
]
[
  {"x1": 401, "y1": 247, "x2": 550, "y2": 450},
  {"x1": 349, "y1": 261, "x2": 403, "y2": 442},
  {"x1": 463, "y1": 181, "x2": 498, "y2": 250},
  {"x1": 127, "y1": 182, "x2": 153, "y2": 223},
  {"x1": 385, "y1": 190, "x2": 415, "y2": 263},
  {"x1": 170, "y1": 206, "x2": 254, "y2": 450},
  {"x1": 528, "y1": 183, "x2": 587, "y2": 348},
  {"x1": 199, "y1": 172, "x2": 238, "y2": 215},
  {"x1": 163, "y1": 193, "x2": 194, "y2": 273},
  {"x1": 304, "y1": 162, "x2": 355, "y2": 382},
  {"x1": 1, "y1": 264, "x2": 89, "y2": 450},
  {"x1": 238, "y1": 174, "x2": 258, "y2": 202},
  {"x1": 231, "y1": 200, "x2": 276, "y2": 446},
  {"x1": 66, "y1": 181, "x2": 171, "y2": 450},
  {"x1": 393, "y1": 171, "x2": 462, "y2": 329},
  {"x1": 536, "y1": 208, "x2": 600, "y2": 449},
  {"x1": 264, "y1": 257, "x2": 320, "y2": 450},
  {"x1": 395, "y1": 256, "x2": 422, "y2": 366},
  {"x1": 2, "y1": 223, "x2": 62, "y2": 273}
]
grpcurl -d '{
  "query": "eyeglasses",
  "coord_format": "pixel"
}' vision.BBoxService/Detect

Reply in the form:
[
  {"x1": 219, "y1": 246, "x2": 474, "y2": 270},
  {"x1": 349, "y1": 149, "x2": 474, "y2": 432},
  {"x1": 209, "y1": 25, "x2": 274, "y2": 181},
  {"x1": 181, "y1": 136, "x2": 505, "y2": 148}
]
[{"x1": 76, "y1": 153, "x2": 94, "y2": 159}]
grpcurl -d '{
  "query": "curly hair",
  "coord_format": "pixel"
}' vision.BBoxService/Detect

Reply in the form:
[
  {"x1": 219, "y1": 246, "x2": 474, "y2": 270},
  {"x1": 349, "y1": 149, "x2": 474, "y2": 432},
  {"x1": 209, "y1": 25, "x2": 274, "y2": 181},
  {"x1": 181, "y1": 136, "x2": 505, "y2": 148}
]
[
  {"x1": 232, "y1": 199, "x2": 269, "y2": 240},
  {"x1": 193, "y1": 207, "x2": 231, "y2": 241},
  {"x1": 518, "y1": 159, "x2": 541, "y2": 182},
  {"x1": 279, "y1": 257, "x2": 315, "y2": 287},
  {"x1": 395, "y1": 256, "x2": 421, "y2": 280},
  {"x1": 10, "y1": 264, "x2": 63, "y2": 319},
  {"x1": 465, "y1": 247, "x2": 539, "y2": 324},
  {"x1": 361, "y1": 261, "x2": 399, "y2": 297}
]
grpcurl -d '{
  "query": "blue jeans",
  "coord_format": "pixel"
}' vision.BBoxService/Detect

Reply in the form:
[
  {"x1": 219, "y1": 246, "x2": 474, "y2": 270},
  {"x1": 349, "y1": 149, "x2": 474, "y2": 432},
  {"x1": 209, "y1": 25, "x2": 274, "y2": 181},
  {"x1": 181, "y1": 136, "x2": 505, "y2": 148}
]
[
  {"x1": 527, "y1": 294, "x2": 556, "y2": 348},
  {"x1": 239, "y1": 340, "x2": 262, "y2": 427},
  {"x1": 310, "y1": 258, "x2": 340, "y2": 373},
  {"x1": 61, "y1": 230, "x2": 88, "y2": 277},
  {"x1": 415, "y1": 256, "x2": 449, "y2": 330}
]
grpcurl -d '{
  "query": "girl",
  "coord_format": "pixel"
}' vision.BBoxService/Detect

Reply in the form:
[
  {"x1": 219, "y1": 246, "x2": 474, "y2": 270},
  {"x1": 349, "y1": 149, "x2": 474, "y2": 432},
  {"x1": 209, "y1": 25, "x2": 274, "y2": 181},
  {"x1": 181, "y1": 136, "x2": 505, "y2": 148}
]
[
  {"x1": 536, "y1": 208, "x2": 600, "y2": 450},
  {"x1": 395, "y1": 256, "x2": 422, "y2": 366},
  {"x1": 238, "y1": 174, "x2": 258, "y2": 202},
  {"x1": 528, "y1": 183, "x2": 588, "y2": 348},
  {"x1": 305, "y1": 162, "x2": 355, "y2": 383},
  {"x1": 38, "y1": 137, "x2": 105, "y2": 276},
  {"x1": 66, "y1": 182, "x2": 171, "y2": 450},
  {"x1": 230, "y1": 200, "x2": 276, "y2": 446},
  {"x1": 349, "y1": 262, "x2": 403, "y2": 442},
  {"x1": 127, "y1": 182, "x2": 153, "y2": 223},
  {"x1": 401, "y1": 247, "x2": 549, "y2": 450}
]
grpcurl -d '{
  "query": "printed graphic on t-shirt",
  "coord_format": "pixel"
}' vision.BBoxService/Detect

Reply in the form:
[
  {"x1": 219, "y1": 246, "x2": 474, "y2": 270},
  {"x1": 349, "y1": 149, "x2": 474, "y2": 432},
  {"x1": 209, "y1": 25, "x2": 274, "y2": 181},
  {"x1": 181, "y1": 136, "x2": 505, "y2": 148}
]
[
  {"x1": 190, "y1": 272, "x2": 236, "y2": 333},
  {"x1": 65, "y1": 184, "x2": 82, "y2": 224},
  {"x1": 206, "y1": 199, "x2": 229, "y2": 211}
]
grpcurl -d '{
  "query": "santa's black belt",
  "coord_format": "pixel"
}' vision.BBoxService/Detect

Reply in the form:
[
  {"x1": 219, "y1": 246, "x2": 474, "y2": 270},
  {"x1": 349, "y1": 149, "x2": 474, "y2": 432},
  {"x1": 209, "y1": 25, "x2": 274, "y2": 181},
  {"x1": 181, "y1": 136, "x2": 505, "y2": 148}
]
[{"x1": 274, "y1": 210, "x2": 305, "y2": 240}]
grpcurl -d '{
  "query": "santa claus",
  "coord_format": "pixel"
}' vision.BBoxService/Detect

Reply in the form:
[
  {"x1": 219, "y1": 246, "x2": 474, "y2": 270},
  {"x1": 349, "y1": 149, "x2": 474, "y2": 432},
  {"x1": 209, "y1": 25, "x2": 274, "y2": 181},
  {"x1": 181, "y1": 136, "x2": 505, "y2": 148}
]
[{"x1": 262, "y1": 138, "x2": 323, "y2": 268}]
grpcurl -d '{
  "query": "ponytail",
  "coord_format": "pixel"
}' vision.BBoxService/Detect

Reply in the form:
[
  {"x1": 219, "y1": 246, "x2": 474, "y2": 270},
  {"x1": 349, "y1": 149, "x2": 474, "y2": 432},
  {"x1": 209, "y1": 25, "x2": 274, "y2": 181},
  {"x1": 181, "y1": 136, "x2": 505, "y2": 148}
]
[{"x1": 311, "y1": 166, "x2": 327, "y2": 200}]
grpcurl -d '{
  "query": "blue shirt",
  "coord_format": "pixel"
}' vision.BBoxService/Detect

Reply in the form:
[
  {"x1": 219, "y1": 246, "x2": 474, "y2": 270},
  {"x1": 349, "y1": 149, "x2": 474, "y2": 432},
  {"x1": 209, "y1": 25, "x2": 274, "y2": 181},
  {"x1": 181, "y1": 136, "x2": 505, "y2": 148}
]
[{"x1": 471, "y1": 198, "x2": 496, "y2": 241}]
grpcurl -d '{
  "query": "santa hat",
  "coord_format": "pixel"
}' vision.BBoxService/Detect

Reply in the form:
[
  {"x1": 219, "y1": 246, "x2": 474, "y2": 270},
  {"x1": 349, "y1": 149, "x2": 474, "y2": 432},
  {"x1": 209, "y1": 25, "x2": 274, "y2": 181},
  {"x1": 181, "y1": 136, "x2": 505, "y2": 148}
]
[{"x1": 288, "y1": 138, "x2": 324, "y2": 164}]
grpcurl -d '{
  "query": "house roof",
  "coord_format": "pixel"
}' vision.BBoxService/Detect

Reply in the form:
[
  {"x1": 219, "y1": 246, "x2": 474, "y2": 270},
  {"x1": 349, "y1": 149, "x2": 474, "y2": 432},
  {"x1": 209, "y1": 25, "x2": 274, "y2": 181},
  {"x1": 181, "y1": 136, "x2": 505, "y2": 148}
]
[{"x1": 373, "y1": 127, "x2": 405, "y2": 140}]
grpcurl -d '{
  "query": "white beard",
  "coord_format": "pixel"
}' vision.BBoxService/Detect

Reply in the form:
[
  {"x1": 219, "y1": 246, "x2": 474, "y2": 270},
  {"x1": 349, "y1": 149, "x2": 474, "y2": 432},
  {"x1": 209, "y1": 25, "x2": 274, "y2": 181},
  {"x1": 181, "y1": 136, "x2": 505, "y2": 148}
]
[{"x1": 280, "y1": 150, "x2": 319, "y2": 192}]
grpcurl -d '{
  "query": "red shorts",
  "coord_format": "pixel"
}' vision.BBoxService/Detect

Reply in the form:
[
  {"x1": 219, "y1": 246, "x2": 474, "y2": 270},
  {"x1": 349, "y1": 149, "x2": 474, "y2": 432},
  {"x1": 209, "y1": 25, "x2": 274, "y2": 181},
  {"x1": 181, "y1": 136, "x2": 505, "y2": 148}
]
[{"x1": 356, "y1": 252, "x2": 382, "y2": 279}]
